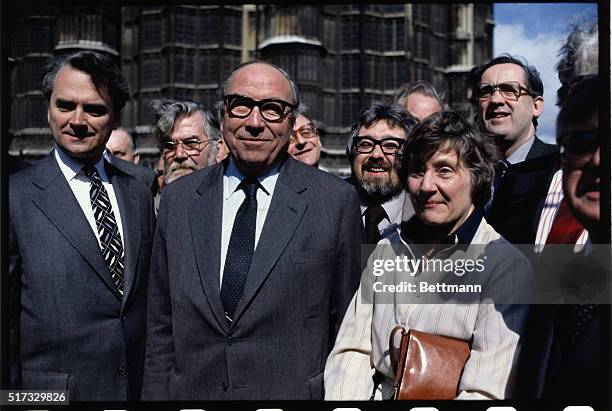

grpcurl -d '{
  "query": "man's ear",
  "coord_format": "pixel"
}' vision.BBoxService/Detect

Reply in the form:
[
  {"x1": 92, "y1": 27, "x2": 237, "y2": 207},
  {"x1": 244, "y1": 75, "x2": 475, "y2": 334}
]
[
  {"x1": 215, "y1": 139, "x2": 228, "y2": 164},
  {"x1": 532, "y1": 95, "x2": 544, "y2": 118},
  {"x1": 133, "y1": 151, "x2": 141, "y2": 164}
]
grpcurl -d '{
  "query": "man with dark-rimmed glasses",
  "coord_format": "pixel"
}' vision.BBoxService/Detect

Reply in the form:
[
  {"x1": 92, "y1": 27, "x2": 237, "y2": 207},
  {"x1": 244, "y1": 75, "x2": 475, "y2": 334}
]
[
  {"x1": 345, "y1": 101, "x2": 416, "y2": 243},
  {"x1": 143, "y1": 60, "x2": 363, "y2": 400},
  {"x1": 468, "y1": 54, "x2": 560, "y2": 244},
  {"x1": 150, "y1": 98, "x2": 226, "y2": 185}
]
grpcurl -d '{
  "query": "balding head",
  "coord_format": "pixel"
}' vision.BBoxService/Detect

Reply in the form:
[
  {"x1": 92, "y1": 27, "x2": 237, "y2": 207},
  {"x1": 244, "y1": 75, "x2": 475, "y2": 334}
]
[{"x1": 106, "y1": 128, "x2": 140, "y2": 164}]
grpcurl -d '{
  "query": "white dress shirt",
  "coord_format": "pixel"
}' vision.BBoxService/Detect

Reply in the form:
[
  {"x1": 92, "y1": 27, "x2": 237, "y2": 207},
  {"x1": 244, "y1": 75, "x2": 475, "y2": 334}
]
[
  {"x1": 219, "y1": 158, "x2": 280, "y2": 287},
  {"x1": 506, "y1": 135, "x2": 535, "y2": 164},
  {"x1": 360, "y1": 191, "x2": 405, "y2": 237},
  {"x1": 54, "y1": 146, "x2": 125, "y2": 250}
]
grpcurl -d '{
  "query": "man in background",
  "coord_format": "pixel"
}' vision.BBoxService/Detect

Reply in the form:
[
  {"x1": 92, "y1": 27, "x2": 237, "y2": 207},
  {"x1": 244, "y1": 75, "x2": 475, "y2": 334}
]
[
  {"x1": 288, "y1": 108, "x2": 321, "y2": 167},
  {"x1": 393, "y1": 80, "x2": 446, "y2": 122}
]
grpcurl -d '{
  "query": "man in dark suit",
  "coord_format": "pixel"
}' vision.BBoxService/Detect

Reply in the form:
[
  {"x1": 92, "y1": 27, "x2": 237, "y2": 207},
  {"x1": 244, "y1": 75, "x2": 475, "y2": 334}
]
[
  {"x1": 516, "y1": 74, "x2": 605, "y2": 399},
  {"x1": 469, "y1": 54, "x2": 560, "y2": 243},
  {"x1": 8, "y1": 51, "x2": 155, "y2": 400},
  {"x1": 142, "y1": 61, "x2": 363, "y2": 400}
]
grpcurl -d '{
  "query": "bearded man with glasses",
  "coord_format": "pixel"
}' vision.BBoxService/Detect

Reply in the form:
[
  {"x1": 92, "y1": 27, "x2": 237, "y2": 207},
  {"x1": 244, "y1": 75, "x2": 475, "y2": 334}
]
[
  {"x1": 143, "y1": 61, "x2": 363, "y2": 400},
  {"x1": 150, "y1": 99, "x2": 226, "y2": 186},
  {"x1": 468, "y1": 54, "x2": 561, "y2": 244},
  {"x1": 345, "y1": 101, "x2": 417, "y2": 243}
]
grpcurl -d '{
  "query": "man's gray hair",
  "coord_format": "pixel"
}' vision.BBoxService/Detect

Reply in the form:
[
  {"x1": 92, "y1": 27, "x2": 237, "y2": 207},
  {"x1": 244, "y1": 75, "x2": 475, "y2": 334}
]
[
  {"x1": 556, "y1": 21, "x2": 598, "y2": 106},
  {"x1": 393, "y1": 80, "x2": 449, "y2": 110},
  {"x1": 150, "y1": 98, "x2": 222, "y2": 164},
  {"x1": 216, "y1": 60, "x2": 300, "y2": 121},
  {"x1": 114, "y1": 127, "x2": 136, "y2": 150}
]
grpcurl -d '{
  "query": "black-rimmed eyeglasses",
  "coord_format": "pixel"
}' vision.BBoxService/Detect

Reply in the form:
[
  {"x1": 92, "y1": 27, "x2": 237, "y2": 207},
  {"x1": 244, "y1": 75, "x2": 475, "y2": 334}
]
[
  {"x1": 476, "y1": 81, "x2": 534, "y2": 101},
  {"x1": 224, "y1": 94, "x2": 296, "y2": 122},
  {"x1": 353, "y1": 137, "x2": 405, "y2": 155}
]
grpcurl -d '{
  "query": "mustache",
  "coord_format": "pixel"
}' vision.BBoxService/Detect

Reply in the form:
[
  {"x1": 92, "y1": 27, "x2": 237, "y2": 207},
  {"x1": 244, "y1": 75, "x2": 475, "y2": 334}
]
[{"x1": 362, "y1": 158, "x2": 391, "y2": 171}]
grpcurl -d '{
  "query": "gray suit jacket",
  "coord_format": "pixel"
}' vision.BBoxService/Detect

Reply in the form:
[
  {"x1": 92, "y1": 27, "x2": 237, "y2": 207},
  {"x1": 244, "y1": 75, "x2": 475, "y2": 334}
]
[
  {"x1": 8, "y1": 153, "x2": 155, "y2": 400},
  {"x1": 107, "y1": 153, "x2": 158, "y2": 196},
  {"x1": 142, "y1": 157, "x2": 363, "y2": 400}
]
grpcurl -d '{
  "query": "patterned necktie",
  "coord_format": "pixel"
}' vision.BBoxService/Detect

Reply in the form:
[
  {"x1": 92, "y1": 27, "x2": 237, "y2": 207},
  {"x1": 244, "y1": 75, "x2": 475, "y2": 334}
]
[
  {"x1": 83, "y1": 165, "x2": 124, "y2": 295},
  {"x1": 221, "y1": 177, "x2": 259, "y2": 322},
  {"x1": 364, "y1": 204, "x2": 388, "y2": 244}
]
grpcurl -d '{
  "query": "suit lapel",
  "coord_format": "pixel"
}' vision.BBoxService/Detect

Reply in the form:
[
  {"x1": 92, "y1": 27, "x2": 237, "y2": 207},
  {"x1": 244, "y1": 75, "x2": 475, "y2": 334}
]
[
  {"x1": 107, "y1": 162, "x2": 141, "y2": 309},
  {"x1": 190, "y1": 165, "x2": 227, "y2": 332},
  {"x1": 232, "y1": 159, "x2": 309, "y2": 325},
  {"x1": 31, "y1": 155, "x2": 121, "y2": 300}
]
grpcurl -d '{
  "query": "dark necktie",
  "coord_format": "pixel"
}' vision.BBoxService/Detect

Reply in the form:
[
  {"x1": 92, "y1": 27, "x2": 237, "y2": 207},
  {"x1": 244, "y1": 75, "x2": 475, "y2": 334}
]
[
  {"x1": 364, "y1": 204, "x2": 388, "y2": 244},
  {"x1": 484, "y1": 159, "x2": 510, "y2": 218},
  {"x1": 546, "y1": 199, "x2": 584, "y2": 244},
  {"x1": 83, "y1": 165, "x2": 125, "y2": 295},
  {"x1": 220, "y1": 178, "x2": 259, "y2": 321}
]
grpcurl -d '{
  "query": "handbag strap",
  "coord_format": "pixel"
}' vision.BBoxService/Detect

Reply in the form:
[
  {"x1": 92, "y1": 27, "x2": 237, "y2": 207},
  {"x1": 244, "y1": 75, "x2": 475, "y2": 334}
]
[{"x1": 389, "y1": 325, "x2": 406, "y2": 373}]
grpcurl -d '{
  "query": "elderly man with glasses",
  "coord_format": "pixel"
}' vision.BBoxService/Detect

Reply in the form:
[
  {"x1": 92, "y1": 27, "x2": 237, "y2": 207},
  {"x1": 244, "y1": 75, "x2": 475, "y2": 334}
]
[
  {"x1": 142, "y1": 61, "x2": 363, "y2": 400},
  {"x1": 345, "y1": 101, "x2": 417, "y2": 244},
  {"x1": 288, "y1": 108, "x2": 322, "y2": 167},
  {"x1": 150, "y1": 99, "x2": 226, "y2": 186},
  {"x1": 468, "y1": 54, "x2": 561, "y2": 244}
]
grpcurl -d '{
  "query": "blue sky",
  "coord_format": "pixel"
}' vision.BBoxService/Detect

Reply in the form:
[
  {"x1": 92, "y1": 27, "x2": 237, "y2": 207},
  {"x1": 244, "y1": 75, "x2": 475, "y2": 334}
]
[{"x1": 493, "y1": 3, "x2": 598, "y2": 143}]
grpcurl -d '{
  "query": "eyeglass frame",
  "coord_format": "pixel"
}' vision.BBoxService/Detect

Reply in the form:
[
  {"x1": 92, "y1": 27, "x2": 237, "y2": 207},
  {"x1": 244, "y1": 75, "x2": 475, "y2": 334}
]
[
  {"x1": 476, "y1": 81, "x2": 535, "y2": 102},
  {"x1": 223, "y1": 94, "x2": 297, "y2": 123},
  {"x1": 559, "y1": 130, "x2": 599, "y2": 167},
  {"x1": 352, "y1": 136, "x2": 406, "y2": 155},
  {"x1": 159, "y1": 137, "x2": 211, "y2": 158},
  {"x1": 290, "y1": 123, "x2": 318, "y2": 143}
]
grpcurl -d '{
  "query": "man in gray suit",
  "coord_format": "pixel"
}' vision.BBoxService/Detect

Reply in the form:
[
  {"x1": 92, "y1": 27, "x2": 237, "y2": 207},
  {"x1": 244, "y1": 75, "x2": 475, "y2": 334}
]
[
  {"x1": 8, "y1": 51, "x2": 155, "y2": 400},
  {"x1": 142, "y1": 61, "x2": 363, "y2": 400}
]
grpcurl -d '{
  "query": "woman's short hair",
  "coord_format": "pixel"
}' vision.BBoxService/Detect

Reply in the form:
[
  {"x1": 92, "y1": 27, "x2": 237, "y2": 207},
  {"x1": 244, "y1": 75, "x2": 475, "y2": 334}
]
[{"x1": 397, "y1": 111, "x2": 500, "y2": 207}]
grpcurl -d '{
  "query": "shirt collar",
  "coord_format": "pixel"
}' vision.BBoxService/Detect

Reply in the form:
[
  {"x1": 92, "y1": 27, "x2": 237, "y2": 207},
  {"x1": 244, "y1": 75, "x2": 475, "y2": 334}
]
[
  {"x1": 224, "y1": 157, "x2": 280, "y2": 200},
  {"x1": 506, "y1": 135, "x2": 535, "y2": 164},
  {"x1": 54, "y1": 145, "x2": 108, "y2": 182},
  {"x1": 360, "y1": 191, "x2": 405, "y2": 224}
]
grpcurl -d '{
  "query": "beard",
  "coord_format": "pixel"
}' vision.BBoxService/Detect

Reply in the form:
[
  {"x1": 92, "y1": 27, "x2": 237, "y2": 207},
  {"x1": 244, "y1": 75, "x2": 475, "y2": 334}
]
[{"x1": 354, "y1": 158, "x2": 402, "y2": 204}]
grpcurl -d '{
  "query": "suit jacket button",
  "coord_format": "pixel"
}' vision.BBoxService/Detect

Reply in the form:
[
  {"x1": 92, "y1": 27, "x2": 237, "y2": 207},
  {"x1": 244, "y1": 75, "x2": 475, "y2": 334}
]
[
  {"x1": 226, "y1": 337, "x2": 234, "y2": 346},
  {"x1": 117, "y1": 366, "x2": 127, "y2": 375},
  {"x1": 221, "y1": 382, "x2": 228, "y2": 391}
]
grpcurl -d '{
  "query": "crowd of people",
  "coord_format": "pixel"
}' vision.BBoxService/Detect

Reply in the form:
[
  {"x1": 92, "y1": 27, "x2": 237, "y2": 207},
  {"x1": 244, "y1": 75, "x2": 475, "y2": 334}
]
[{"x1": 7, "y1": 21, "x2": 602, "y2": 402}]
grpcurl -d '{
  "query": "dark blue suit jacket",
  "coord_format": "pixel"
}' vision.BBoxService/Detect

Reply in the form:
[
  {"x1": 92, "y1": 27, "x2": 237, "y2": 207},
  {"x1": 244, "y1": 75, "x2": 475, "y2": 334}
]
[
  {"x1": 8, "y1": 153, "x2": 155, "y2": 400},
  {"x1": 488, "y1": 137, "x2": 560, "y2": 244},
  {"x1": 142, "y1": 157, "x2": 363, "y2": 400}
]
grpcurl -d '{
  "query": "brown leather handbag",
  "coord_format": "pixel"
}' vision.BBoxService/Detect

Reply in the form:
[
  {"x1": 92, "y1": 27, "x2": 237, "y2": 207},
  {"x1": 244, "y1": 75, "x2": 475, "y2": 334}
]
[{"x1": 389, "y1": 325, "x2": 471, "y2": 400}]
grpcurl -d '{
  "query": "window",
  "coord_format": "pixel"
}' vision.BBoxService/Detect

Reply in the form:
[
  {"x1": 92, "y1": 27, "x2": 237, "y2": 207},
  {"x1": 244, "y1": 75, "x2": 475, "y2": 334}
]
[
  {"x1": 341, "y1": 56, "x2": 359, "y2": 89},
  {"x1": 201, "y1": 11, "x2": 220, "y2": 44},
  {"x1": 142, "y1": 16, "x2": 162, "y2": 49},
  {"x1": 200, "y1": 52, "x2": 219, "y2": 84},
  {"x1": 223, "y1": 14, "x2": 242, "y2": 46},
  {"x1": 414, "y1": 28, "x2": 428, "y2": 60},
  {"x1": 174, "y1": 51, "x2": 194, "y2": 84},
  {"x1": 342, "y1": 17, "x2": 359, "y2": 50},
  {"x1": 297, "y1": 53, "x2": 318, "y2": 83},
  {"x1": 413, "y1": 4, "x2": 429, "y2": 25},
  {"x1": 142, "y1": 55, "x2": 162, "y2": 88},
  {"x1": 175, "y1": 9, "x2": 195, "y2": 44}
]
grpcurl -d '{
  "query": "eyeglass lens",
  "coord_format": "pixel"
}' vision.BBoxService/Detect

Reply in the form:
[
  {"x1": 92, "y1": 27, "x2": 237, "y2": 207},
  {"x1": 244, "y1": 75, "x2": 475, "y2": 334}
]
[
  {"x1": 226, "y1": 95, "x2": 291, "y2": 122},
  {"x1": 477, "y1": 82, "x2": 524, "y2": 101}
]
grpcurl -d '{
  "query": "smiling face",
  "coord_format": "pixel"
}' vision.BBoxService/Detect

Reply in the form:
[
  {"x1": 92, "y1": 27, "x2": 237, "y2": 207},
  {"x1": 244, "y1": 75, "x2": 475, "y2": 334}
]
[
  {"x1": 352, "y1": 120, "x2": 406, "y2": 203},
  {"x1": 561, "y1": 110, "x2": 600, "y2": 234},
  {"x1": 221, "y1": 63, "x2": 294, "y2": 176},
  {"x1": 408, "y1": 146, "x2": 475, "y2": 239},
  {"x1": 288, "y1": 114, "x2": 321, "y2": 166},
  {"x1": 47, "y1": 66, "x2": 117, "y2": 163},
  {"x1": 477, "y1": 63, "x2": 543, "y2": 157},
  {"x1": 106, "y1": 129, "x2": 138, "y2": 164}
]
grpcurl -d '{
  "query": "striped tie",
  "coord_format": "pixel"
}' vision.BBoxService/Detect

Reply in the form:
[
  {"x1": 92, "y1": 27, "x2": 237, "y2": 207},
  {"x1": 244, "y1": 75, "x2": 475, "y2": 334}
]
[{"x1": 84, "y1": 166, "x2": 124, "y2": 295}]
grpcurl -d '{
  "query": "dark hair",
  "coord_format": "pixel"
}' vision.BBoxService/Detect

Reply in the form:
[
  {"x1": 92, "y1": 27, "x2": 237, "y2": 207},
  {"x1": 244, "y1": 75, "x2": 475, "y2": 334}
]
[
  {"x1": 468, "y1": 53, "x2": 543, "y2": 128},
  {"x1": 556, "y1": 74, "x2": 599, "y2": 146},
  {"x1": 397, "y1": 111, "x2": 500, "y2": 208},
  {"x1": 556, "y1": 22, "x2": 598, "y2": 106},
  {"x1": 293, "y1": 105, "x2": 318, "y2": 134},
  {"x1": 42, "y1": 51, "x2": 129, "y2": 117},
  {"x1": 216, "y1": 59, "x2": 300, "y2": 120},
  {"x1": 345, "y1": 101, "x2": 417, "y2": 161},
  {"x1": 393, "y1": 80, "x2": 449, "y2": 110}
]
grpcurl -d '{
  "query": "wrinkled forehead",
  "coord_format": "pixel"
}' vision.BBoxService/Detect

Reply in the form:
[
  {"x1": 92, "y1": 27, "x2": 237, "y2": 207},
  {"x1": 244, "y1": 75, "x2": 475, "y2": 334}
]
[
  {"x1": 480, "y1": 63, "x2": 527, "y2": 86},
  {"x1": 357, "y1": 119, "x2": 407, "y2": 139},
  {"x1": 228, "y1": 63, "x2": 294, "y2": 103}
]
